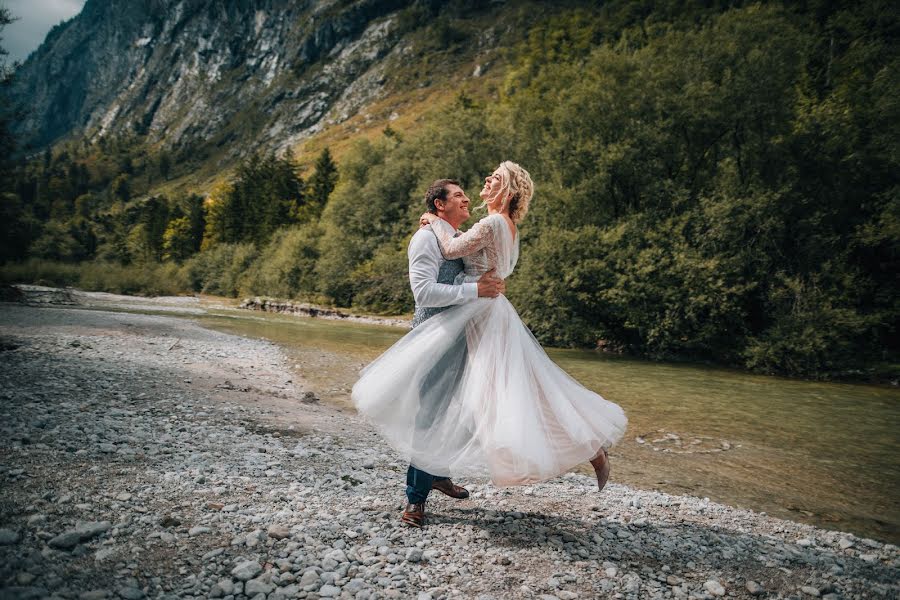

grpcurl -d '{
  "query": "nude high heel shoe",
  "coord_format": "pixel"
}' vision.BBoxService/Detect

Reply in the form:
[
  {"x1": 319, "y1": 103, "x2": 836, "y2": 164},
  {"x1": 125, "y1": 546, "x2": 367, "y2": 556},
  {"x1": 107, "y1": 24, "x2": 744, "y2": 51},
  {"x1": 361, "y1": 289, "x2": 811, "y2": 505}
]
[{"x1": 589, "y1": 448, "x2": 610, "y2": 492}]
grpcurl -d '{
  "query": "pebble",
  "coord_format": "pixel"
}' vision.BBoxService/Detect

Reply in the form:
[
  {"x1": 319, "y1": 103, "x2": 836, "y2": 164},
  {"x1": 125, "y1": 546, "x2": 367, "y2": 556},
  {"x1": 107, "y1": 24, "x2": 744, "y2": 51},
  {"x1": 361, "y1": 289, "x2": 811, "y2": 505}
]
[
  {"x1": 0, "y1": 528, "x2": 19, "y2": 544},
  {"x1": 188, "y1": 526, "x2": 211, "y2": 536},
  {"x1": 406, "y1": 548, "x2": 424, "y2": 562},
  {"x1": 77, "y1": 521, "x2": 111, "y2": 538},
  {"x1": 244, "y1": 577, "x2": 274, "y2": 595},
  {"x1": 746, "y1": 580, "x2": 765, "y2": 595},
  {"x1": 48, "y1": 531, "x2": 83, "y2": 549},
  {"x1": 231, "y1": 560, "x2": 262, "y2": 581},
  {"x1": 267, "y1": 524, "x2": 290, "y2": 539},
  {"x1": 704, "y1": 580, "x2": 726, "y2": 596}
]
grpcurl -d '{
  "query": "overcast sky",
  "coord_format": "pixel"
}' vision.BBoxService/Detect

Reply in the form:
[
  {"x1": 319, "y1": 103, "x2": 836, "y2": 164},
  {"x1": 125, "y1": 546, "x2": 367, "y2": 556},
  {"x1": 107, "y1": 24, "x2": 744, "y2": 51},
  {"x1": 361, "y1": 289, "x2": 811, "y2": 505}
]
[{"x1": 3, "y1": 0, "x2": 87, "y2": 65}]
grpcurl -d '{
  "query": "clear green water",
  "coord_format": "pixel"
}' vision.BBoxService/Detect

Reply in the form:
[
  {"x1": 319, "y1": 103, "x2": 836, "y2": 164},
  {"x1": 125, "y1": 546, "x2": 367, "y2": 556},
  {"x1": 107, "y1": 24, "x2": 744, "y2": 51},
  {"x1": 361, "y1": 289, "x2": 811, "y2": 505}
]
[{"x1": 194, "y1": 309, "x2": 900, "y2": 543}]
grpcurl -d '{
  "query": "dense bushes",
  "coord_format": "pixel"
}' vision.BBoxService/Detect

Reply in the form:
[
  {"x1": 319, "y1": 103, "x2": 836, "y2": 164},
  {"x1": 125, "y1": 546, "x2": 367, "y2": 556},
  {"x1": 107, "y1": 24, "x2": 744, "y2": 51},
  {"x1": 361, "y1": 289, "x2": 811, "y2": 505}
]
[{"x1": 0, "y1": 259, "x2": 188, "y2": 296}]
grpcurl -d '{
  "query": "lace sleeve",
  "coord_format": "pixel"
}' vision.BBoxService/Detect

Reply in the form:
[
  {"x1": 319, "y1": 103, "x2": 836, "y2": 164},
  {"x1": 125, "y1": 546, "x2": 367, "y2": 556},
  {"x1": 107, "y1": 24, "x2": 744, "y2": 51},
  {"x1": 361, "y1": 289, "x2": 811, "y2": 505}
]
[{"x1": 431, "y1": 217, "x2": 495, "y2": 259}]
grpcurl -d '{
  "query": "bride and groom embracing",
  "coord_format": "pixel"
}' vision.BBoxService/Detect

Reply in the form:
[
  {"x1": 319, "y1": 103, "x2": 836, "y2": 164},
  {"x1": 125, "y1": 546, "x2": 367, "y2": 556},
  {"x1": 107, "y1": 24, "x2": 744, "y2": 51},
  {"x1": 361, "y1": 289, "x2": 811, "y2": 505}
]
[{"x1": 352, "y1": 162, "x2": 627, "y2": 527}]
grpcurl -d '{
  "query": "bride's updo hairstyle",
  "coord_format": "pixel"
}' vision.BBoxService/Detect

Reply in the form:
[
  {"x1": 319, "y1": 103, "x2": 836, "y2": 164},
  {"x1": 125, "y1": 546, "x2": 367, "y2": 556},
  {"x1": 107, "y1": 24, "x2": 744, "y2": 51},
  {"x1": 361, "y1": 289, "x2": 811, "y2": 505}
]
[{"x1": 495, "y1": 161, "x2": 534, "y2": 224}]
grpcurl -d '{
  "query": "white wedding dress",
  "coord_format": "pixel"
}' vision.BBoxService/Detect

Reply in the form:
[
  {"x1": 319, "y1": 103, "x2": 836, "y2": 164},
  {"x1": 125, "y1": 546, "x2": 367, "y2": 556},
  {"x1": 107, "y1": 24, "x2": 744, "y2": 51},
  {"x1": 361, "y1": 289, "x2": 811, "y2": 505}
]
[{"x1": 352, "y1": 213, "x2": 627, "y2": 485}]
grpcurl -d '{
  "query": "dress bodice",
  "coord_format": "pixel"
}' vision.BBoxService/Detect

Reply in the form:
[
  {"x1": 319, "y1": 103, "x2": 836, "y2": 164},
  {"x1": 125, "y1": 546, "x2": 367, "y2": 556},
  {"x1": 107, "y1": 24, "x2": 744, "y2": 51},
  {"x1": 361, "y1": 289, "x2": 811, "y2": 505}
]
[{"x1": 430, "y1": 214, "x2": 519, "y2": 282}]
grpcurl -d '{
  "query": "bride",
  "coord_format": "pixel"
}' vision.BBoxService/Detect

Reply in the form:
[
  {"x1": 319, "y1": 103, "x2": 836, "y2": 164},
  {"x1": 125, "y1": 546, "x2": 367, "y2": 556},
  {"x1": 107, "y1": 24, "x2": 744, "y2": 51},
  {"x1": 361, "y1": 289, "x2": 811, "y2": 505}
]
[{"x1": 352, "y1": 161, "x2": 627, "y2": 489}]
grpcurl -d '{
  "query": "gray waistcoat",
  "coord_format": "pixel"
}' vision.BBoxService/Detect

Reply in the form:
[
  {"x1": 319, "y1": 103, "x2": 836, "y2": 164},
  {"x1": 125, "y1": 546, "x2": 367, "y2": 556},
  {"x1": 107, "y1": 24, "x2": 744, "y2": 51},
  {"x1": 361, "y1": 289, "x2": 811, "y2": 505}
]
[{"x1": 411, "y1": 232, "x2": 464, "y2": 329}]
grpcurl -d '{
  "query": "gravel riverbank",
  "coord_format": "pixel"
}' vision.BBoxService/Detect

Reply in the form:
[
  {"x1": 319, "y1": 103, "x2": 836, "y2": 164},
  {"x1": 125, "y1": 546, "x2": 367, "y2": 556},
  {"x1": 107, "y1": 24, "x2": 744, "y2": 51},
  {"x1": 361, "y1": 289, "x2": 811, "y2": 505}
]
[{"x1": 1, "y1": 298, "x2": 897, "y2": 600}]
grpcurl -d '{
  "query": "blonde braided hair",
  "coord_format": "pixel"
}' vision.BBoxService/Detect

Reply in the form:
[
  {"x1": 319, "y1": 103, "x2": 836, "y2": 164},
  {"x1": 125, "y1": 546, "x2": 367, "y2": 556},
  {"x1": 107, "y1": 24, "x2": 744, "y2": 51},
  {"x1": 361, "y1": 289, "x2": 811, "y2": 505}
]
[{"x1": 496, "y1": 160, "x2": 534, "y2": 224}]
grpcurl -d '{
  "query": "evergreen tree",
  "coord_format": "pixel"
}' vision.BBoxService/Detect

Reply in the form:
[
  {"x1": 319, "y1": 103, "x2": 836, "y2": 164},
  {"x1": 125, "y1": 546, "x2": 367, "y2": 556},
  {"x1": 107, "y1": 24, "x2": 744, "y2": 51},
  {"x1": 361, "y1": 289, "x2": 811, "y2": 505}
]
[{"x1": 306, "y1": 147, "x2": 338, "y2": 220}]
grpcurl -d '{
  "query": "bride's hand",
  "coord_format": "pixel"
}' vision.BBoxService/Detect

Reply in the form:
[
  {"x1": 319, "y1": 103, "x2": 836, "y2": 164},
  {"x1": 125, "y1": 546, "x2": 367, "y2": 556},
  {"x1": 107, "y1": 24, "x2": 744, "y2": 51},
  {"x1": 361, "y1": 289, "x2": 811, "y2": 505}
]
[{"x1": 419, "y1": 212, "x2": 438, "y2": 228}]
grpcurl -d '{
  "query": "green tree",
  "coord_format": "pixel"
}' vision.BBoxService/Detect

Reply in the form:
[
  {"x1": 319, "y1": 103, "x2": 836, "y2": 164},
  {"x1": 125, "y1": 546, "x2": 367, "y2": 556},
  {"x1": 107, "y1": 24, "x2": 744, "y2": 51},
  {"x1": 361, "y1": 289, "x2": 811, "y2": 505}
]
[
  {"x1": 128, "y1": 196, "x2": 169, "y2": 262},
  {"x1": 0, "y1": 5, "x2": 18, "y2": 186},
  {"x1": 162, "y1": 216, "x2": 194, "y2": 262},
  {"x1": 202, "y1": 153, "x2": 304, "y2": 248},
  {"x1": 111, "y1": 174, "x2": 131, "y2": 203},
  {"x1": 0, "y1": 192, "x2": 41, "y2": 263},
  {"x1": 304, "y1": 147, "x2": 339, "y2": 221},
  {"x1": 239, "y1": 224, "x2": 322, "y2": 299},
  {"x1": 158, "y1": 151, "x2": 172, "y2": 181}
]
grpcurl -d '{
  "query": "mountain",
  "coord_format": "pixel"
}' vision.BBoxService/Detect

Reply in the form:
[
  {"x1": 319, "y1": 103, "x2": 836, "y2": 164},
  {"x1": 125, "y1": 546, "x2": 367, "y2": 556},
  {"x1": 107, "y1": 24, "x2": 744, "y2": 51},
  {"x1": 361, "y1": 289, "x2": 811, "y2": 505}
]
[{"x1": 11, "y1": 0, "x2": 522, "y2": 164}]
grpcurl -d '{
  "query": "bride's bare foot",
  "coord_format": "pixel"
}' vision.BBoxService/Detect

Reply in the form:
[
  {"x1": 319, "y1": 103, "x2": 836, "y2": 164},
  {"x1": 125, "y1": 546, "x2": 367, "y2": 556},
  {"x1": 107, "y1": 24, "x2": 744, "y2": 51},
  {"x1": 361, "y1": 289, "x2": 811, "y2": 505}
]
[{"x1": 589, "y1": 448, "x2": 610, "y2": 492}]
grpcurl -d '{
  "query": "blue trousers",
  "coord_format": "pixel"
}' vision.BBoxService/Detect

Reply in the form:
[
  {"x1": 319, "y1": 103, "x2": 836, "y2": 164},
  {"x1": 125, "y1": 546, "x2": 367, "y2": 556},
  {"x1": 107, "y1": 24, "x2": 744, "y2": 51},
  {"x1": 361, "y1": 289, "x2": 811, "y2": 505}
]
[
  {"x1": 406, "y1": 466, "x2": 448, "y2": 504},
  {"x1": 405, "y1": 329, "x2": 468, "y2": 504}
]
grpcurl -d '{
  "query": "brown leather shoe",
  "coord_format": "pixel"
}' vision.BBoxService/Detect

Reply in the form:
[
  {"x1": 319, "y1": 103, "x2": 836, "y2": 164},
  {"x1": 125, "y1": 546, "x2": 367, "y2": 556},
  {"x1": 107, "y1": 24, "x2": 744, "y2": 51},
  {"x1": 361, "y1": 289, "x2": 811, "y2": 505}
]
[
  {"x1": 589, "y1": 448, "x2": 610, "y2": 492},
  {"x1": 401, "y1": 502, "x2": 426, "y2": 528},
  {"x1": 431, "y1": 479, "x2": 470, "y2": 499}
]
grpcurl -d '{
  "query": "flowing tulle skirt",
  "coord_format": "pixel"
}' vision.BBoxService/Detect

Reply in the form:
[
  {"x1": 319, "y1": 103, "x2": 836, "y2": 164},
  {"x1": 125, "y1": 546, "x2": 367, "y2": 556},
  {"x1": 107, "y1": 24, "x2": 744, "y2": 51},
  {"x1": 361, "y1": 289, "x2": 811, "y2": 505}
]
[{"x1": 352, "y1": 296, "x2": 627, "y2": 486}]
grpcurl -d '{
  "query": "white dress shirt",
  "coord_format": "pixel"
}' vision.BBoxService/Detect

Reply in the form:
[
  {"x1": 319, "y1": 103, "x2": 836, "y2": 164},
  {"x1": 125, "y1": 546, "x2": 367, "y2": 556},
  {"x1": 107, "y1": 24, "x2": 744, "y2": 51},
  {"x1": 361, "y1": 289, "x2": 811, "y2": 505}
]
[{"x1": 408, "y1": 226, "x2": 478, "y2": 308}]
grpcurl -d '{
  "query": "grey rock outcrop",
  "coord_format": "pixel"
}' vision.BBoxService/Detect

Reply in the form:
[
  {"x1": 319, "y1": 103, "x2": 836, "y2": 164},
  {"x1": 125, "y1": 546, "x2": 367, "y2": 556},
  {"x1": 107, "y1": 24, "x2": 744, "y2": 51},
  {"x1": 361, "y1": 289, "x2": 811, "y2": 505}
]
[{"x1": 11, "y1": 0, "x2": 416, "y2": 154}]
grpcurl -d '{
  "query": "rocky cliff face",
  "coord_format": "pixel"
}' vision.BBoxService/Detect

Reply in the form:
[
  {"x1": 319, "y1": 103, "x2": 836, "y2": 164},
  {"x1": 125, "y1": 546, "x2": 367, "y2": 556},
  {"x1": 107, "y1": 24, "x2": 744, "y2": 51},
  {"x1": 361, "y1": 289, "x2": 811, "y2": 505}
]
[{"x1": 12, "y1": 0, "x2": 428, "y2": 155}]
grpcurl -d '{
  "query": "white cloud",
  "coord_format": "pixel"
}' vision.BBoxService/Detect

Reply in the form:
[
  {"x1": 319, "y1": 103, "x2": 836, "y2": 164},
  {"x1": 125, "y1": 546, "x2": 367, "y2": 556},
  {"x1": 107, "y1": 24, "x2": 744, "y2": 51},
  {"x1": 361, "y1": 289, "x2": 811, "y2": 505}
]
[{"x1": 3, "y1": 0, "x2": 87, "y2": 64}]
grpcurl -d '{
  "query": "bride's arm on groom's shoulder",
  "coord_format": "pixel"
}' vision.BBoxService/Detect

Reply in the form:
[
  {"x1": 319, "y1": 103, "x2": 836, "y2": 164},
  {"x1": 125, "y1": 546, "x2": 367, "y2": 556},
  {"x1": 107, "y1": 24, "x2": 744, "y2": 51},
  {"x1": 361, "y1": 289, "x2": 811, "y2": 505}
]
[{"x1": 430, "y1": 216, "x2": 494, "y2": 259}]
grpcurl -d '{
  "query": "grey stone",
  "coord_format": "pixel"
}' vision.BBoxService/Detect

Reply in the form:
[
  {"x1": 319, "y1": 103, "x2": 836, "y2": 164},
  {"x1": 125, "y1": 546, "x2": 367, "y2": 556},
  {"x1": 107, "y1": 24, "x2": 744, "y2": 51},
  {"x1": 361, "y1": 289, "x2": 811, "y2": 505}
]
[
  {"x1": 0, "y1": 587, "x2": 47, "y2": 600},
  {"x1": 48, "y1": 531, "x2": 83, "y2": 549},
  {"x1": 75, "y1": 521, "x2": 112, "y2": 540},
  {"x1": 272, "y1": 584, "x2": 301, "y2": 598},
  {"x1": 244, "y1": 577, "x2": 274, "y2": 595},
  {"x1": 299, "y1": 570, "x2": 320, "y2": 586},
  {"x1": 406, "y1": 548, "x2": 423, "y2": 563},
  {"x1": 320, "y1": 571, "x2": 337, "y2": 585},
  {"x1": 344, "y1": 579, "x2": 366, "y2": 594},
  {"x1": 268, "y1": 525, "x2": 290, "y2": 539},
  {"x1": 746, "y1": 581, "x2": 764, "y2": 596},
  {"x1": 117, "y1": 587, "x2": 145, "y2": 600},
  {"x1": 231, "y1": 560, "x2": 262, "y2": 581},
  {"x1": 325, "y1": 548, "x2": 347, "y2": 563},
  {"x1": 94, "y1": 547, "x2": 117, "y2": 561},
  {"x1": 801, "y1": 586, "x2": 821, "y2": 597},
  {"x1": 188, "y1": 526, "x2": 211, "y2": 536},
  {"x1": 202, "y1": 547, "x2": 225, "y2": 560},
  {"x1": 703, "y1": 580, "x2": 726, "y2": 596},
  {"x1": 213, "y1": 579, "x2": 234, "y2": 596},
  {"x1": 245, "y1": 528, "x2": 266, "y2": 547},
  {"x1": 318, "y1": 585, "x2": 341, "y2": 598},
  {"x1": 0, "y1": 528, "x2": 19, "y2": 544}
]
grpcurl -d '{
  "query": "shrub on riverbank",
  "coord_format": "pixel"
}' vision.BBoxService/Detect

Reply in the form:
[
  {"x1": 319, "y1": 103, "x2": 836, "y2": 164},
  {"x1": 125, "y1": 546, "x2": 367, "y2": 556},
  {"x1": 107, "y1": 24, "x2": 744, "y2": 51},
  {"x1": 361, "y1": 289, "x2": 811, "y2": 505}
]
[{"x1": 0, "y1": 258, "x2": 189, "y2": 296}]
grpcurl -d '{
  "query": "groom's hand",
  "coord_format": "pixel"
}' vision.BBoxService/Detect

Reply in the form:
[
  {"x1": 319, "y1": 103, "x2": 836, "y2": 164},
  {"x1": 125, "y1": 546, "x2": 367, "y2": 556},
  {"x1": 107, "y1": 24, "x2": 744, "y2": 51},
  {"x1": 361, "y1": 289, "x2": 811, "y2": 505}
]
[{"x1": 477, "y1": 269, "x2": 505, "y2": 298}]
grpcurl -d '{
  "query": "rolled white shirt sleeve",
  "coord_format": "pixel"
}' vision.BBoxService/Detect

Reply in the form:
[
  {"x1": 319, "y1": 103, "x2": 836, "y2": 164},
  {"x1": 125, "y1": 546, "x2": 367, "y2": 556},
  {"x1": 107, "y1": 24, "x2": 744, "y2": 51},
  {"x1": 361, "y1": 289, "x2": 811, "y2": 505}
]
[{"x1": 408, "y1": 229, "x2": 478, "y2": 308}]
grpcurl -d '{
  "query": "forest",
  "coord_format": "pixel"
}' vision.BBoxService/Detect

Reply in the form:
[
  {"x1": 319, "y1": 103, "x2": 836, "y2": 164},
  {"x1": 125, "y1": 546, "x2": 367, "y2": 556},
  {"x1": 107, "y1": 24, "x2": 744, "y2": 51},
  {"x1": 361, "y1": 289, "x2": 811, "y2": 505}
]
[{"x1": 1, "y1": 1, "x2": 897, "y2": 379}]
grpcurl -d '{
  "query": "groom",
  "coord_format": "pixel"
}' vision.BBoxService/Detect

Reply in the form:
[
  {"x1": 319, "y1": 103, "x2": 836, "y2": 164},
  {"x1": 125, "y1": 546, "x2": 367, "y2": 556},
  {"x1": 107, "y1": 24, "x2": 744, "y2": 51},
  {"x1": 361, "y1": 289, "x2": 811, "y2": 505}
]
[{"x1": 401, "y1": 178, "x2": 505, "y2": 528}]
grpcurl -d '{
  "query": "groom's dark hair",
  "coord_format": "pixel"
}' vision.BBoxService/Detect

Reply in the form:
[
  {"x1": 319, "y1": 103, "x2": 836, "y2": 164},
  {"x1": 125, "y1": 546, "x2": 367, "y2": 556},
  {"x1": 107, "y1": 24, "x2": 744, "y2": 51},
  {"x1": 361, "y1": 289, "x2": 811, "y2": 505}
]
[{"x1": 425, "y1": 179, "x2": 460, "y2": 214}]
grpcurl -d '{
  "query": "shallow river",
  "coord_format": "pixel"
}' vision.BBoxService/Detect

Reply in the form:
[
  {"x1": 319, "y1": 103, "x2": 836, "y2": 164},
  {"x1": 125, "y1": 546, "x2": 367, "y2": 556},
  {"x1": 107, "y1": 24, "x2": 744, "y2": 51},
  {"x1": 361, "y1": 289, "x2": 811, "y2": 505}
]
[{"x1": 189, "y1": 308, "x2": 899, "y2": 543}]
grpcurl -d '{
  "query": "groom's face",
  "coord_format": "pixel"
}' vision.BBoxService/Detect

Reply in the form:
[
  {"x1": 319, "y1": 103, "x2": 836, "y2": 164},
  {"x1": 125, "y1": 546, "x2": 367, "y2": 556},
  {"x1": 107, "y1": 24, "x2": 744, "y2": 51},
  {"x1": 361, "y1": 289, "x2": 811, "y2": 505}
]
[{"x1": 437, "y1": 184, "x2": 470, "y2": 229}]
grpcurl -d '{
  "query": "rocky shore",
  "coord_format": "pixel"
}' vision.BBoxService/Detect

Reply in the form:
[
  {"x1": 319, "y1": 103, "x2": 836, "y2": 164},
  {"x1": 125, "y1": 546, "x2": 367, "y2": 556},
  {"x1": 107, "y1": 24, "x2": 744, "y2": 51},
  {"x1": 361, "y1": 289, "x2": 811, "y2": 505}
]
[
  {"x1": 238, "y1": 298, "x2": 408, "y2": 329},
  {"x1": 1, "y1": 298, "x2": 898, "y2": 600}
]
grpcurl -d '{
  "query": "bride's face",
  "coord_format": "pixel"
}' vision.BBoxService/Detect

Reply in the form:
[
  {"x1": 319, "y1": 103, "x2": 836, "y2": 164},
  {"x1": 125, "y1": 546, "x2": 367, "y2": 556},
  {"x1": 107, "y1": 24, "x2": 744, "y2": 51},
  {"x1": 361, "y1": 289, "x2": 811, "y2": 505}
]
[{"x1": 480, "y1": 168, "x2": 506, "y2": 206}]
